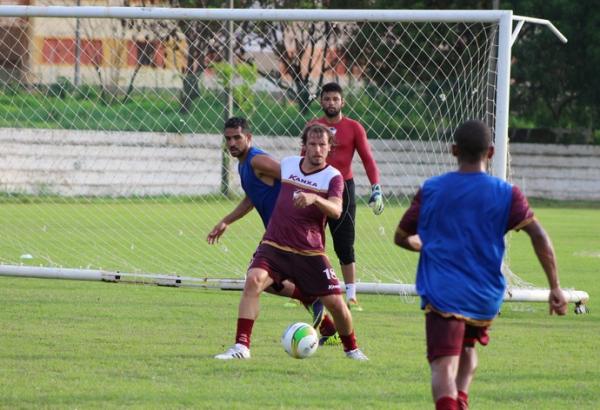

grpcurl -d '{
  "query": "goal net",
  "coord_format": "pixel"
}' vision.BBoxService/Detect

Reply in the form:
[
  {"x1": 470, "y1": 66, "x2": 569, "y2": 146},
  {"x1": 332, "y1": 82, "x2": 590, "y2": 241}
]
[{"x1": 0, "y1": 6, "x2": 587, "y2": 302}]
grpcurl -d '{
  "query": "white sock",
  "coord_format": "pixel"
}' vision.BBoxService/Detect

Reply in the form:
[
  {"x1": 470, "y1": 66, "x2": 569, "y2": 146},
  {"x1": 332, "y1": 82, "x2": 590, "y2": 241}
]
[{"x1": 345, "y1": 283, "x2": 356, "y2": 301}]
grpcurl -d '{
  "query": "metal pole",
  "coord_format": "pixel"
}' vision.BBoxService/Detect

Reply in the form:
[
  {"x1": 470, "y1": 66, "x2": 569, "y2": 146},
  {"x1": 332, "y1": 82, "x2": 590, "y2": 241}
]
[
  {"x1": 227, "y1": 0, "x2": 234, "y2": 116},
  {"x1": 0, "y1": 6, "x2": 510, "y2": 23},
  {"x1": 220, "y1": 0, "x2": 235, "y2": 196},
  {"x1": 74, "y1": 0, "x2": 81, "y2": 87},
  {"x1": 491, "y1": 11, "x2": 512, "y2": 181}
]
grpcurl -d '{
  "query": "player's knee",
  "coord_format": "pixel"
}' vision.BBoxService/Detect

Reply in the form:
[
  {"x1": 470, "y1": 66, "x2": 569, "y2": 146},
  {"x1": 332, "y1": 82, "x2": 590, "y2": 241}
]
[
  {"x1": 333, "y1": 244, "x2": 355, "y2": 265},
  {"x1": 244, "y1": 269, "x2": 268, "y2": 294},
  {"x1": 431, "y1": 356, "x2": 459, "y2": 380},
  {"x1": 461, "y1": 347, "x2": 478, "y2": 372}
]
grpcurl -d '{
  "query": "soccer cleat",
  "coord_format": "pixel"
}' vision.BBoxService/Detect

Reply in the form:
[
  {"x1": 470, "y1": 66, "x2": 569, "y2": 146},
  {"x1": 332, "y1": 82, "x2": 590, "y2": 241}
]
[
  {"x1": 214, "y1": 343, "x2": 250, "y2": 360},
  {"x1": 319, "y1": 332, "x2": 341, "y2": 346},
  {"x1": 345, "y1": 348, "x2": 369, "y2": 361},
  {"x1": 347, "y1": 298, "x2": 364, "y2": 312},
  {"x1": 305, "y1": 299, "x2": 325, "y2": 328}
]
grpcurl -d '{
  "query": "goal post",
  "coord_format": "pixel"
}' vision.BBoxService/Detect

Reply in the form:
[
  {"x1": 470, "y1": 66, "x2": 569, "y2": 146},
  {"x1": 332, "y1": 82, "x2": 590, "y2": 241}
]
[{"x1": 0, "y1": 5, "x2": 588, "y2": 306}]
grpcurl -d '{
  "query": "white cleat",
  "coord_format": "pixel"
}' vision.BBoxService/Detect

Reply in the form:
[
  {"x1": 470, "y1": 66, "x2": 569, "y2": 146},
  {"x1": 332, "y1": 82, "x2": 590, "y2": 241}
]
[
  {"x1": 215, "y1": 343, "x2": 251, "y2": 360},
  {"x1": 345, "y1": 348, "x2": 369, "y2": 361}
]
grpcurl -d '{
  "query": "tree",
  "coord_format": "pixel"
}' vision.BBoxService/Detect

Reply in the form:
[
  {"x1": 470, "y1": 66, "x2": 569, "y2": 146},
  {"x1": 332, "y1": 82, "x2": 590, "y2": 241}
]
[
  {"x1": 329, "y1": 0, "x2": 598, "y2": 134},
  {"x1": 175, "y1": 0, "x2": 235, "y2": 113},
  {"x1": 506, "y1": 0, "x2": 599, "y2": 131},
  {"x1": 121, "y1": 0, "x2": 247, "y2": 111},
  {"x1": 234, "y1": 0, "x2": 342, "y2": 114}
]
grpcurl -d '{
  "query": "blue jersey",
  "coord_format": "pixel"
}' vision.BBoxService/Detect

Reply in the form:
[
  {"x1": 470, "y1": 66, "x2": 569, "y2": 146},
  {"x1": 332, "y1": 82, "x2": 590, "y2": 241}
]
[
  {"x1": 416, "y1": 172, "x2": 513, "y2": 322},
  {"x1": 238, "y1": 146, "x2": 281, "y2": 227}
]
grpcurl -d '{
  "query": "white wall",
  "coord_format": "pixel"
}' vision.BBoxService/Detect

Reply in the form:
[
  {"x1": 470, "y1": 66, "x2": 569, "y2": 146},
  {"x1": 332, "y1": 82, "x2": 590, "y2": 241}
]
[{"x1": 1, "y1": 128, "x2": 599, "y2": 200}]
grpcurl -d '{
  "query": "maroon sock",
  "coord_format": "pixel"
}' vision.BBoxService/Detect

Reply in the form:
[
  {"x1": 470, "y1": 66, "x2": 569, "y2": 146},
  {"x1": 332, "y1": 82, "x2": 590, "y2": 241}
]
[
  {"x1": 435, "y1": 396, "x2": 458, "y2": 410},
  {"x1": 292, "y1": 287, "x2": 317, "y2": 306},
  {"x1": 339, "y1": 331, "x2": 357, "y2": 352},
  {"x1": 319, "y1": 315, "x2": 337, "y2": 336},
  {"x1": 457, "y1": 391, "x2": 469, "y2": 410},
  {"x1": 235, "y1": 318, "x2": 254, "y2": 348}
]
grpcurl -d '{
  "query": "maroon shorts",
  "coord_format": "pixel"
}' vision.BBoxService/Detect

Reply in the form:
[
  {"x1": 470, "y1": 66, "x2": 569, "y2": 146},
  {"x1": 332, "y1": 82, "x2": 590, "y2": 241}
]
[
  {"x1": 249, "y1": 243, "x2": 342, "y2": 296},
  {"x1": 425, "y1": 311, "x2": 490, "y2": 363}
]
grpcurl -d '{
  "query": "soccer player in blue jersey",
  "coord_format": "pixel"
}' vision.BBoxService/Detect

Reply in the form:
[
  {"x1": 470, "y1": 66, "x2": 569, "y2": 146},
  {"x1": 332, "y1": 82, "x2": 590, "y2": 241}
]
[
  {"x1": 207, "y1": 117, "x2": 337, "y2": 339},
  {"x1": 394, "y1": 120, "x2": 568, "y2": 410}
]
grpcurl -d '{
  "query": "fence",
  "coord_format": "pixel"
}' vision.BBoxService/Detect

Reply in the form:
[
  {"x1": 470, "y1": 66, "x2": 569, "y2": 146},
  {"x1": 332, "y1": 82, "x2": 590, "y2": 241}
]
[{"x1": 2, "y1": 128, "x2": 598, "y2": 200}]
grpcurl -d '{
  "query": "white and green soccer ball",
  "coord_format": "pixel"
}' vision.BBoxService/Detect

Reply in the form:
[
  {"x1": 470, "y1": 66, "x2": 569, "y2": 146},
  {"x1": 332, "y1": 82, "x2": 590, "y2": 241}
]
[{"x1": 281, "y1": 322, "x2": 319, "y2": 359}]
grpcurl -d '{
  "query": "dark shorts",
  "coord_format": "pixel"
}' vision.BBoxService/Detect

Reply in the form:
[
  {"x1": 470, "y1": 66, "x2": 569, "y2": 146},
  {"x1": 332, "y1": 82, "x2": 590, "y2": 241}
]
[
  {"x1": 425, "y1": 311, "x2": 490, "y2": 363},
  {"x1": 249, "y1": 243, "x2": 342, "y2": 296},
  {"x1": 327, "y1": 178, "x2": 356, "y2": 265}
]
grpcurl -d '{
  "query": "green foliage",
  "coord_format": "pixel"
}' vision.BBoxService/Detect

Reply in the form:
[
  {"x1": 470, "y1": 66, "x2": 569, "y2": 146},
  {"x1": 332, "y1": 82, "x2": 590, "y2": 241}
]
[
  {"x1": 266, "y1": 0, "x2": 598, "y2": 132},
  {"x1": 47, "y1": 76, "x2": 75, "y2": 99},
  {"x1": 0, "y1": 86, "x2": 432, "y2": 139},
  {"x1": 2, "y1": 2, "x2": 597, "y2": 136},
  {"x1": 1, "y1": 81, "x2": 24, "y2": 96},
  {"x1": 505, "y1": 0, "x2": 599, "y2": 130},
  {"x1": 73, "y1": 84, "x2": 102, "y2": 101},
  {"x1": 212, "y1": 61, "x2": 259, "y2": 118},
  {"x1": 0, "y1": 87, "x2": 223, "y2": 135}
]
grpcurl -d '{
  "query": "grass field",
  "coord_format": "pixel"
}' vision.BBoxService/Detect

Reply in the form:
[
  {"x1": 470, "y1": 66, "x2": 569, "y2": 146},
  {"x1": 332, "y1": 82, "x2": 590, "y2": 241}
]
[{"x1": 0, "y1": 203, "x2": 599, "y2": 409}]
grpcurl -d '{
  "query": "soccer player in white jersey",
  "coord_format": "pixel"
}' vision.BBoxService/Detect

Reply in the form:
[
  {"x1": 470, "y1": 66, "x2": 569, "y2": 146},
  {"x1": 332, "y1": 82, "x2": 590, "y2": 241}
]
[
  {"x1": 207, "y1": 117, "x2": 338, "y2": 338},
  {"x1": 215, "y1": 124, "x2": 368, "y2": 360}
]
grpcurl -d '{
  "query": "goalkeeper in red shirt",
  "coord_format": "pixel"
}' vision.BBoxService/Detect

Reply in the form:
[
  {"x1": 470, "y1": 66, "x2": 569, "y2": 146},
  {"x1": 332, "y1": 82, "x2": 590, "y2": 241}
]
[{"x1": 308, "y1": 82, "x2": 383, "y2": 312}]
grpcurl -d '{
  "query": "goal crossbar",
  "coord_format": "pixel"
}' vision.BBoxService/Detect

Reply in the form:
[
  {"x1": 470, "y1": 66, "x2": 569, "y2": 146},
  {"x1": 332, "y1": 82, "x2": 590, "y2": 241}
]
[{"x1": 0, "y1": 6, "x2": 510, "y2": 22}]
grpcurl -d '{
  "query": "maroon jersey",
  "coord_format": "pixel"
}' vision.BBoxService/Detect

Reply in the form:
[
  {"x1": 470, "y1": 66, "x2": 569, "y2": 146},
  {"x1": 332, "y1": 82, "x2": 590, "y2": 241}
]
[{"x1": 263, "y1": 156, "x2": 343, "y2": 254}]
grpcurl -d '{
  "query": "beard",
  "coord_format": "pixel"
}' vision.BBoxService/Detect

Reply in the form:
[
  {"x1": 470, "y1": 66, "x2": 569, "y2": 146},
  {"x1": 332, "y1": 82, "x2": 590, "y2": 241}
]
[
  {"x1": 228, "y1": 147, "x2": 243, "y2": 158},
  {"x1": 323, "y1": 106, "x2": 340, "y2": 118},
  {"x1": 307, "y1": 156, "x2": 325, "y2": 167}
]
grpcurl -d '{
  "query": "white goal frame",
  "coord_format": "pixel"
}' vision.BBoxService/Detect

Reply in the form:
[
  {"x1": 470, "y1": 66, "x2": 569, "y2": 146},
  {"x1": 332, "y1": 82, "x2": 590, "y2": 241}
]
[{"x1": 0, "y1": 6, "x2": 588, "y2": 307}]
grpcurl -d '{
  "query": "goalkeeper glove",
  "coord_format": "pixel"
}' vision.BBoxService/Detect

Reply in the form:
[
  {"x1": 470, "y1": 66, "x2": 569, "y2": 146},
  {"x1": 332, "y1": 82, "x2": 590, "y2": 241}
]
[{"x1": 368, "y1": 184, "x2": 384, "y2": 215}]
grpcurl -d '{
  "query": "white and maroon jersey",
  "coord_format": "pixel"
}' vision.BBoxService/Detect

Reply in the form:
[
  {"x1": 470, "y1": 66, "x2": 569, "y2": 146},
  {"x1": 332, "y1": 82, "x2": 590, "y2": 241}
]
[{"x1": 262, "y1": 156, "x2": 343, "y2": 254}]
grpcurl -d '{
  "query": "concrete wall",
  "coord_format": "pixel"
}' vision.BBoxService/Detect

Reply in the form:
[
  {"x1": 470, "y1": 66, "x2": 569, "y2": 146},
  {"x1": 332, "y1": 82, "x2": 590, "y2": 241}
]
[{"x1": 1, "y1": 128, "x2": 599, "y2": 200}]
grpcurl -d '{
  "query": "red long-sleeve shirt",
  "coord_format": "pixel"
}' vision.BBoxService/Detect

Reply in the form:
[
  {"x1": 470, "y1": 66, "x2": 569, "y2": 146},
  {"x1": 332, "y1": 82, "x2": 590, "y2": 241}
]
[{"x1": 308, "y1": 117, "x2": 380, "y2": 184}]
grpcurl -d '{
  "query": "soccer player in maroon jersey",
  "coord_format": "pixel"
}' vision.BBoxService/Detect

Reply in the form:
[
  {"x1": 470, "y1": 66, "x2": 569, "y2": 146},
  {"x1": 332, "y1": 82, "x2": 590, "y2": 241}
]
[
  {"x1": 207, "y1": 117, "x2": 338, "y2": 337},
  {"x1": 215, "y1": 124, "x2": 368, "y2": 361},
  {"x1": 309, "y1": 82, "x2": 383, "y2": 311},
  {"x1": 394, "y1": 120, "x2": 567, "y2": 410}
]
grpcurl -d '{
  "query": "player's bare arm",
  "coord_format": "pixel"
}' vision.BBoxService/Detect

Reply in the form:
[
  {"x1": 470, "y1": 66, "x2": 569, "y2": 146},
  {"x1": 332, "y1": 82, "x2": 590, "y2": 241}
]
[
  {"x1": 394, "y1": 226, "x2": 422, "y2": 252},
  {"x1": 520, "y1": 219, "x2": 567, "y2": 315},
  {"x1": 293, "y1": 193, "x2": 342, "y2": 219},
  {"x1": 207, "y1": 196, "x2": 254, "y2": 244},
  {"x1": 251, "y1": 154, "x2": 281, "y2": 183}
]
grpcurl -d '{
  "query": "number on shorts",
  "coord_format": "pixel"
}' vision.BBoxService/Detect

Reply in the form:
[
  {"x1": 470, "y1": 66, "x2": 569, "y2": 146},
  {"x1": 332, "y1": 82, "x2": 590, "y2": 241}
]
[{"x1": 323, "y1": 268, "x2": 337, "y2": 280}]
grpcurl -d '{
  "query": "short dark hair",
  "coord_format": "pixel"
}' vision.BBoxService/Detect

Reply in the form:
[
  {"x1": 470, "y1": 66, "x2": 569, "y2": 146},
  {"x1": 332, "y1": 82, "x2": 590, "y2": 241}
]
[
  {"x1": 454, "y1": 120, "x2": 492, "y2": 163},
  {"x1": 320, "y1": 82, "x2": 343, "y2": 98},
  {"x1": 301, "y1": 123, "x2": 335, "y2": 146},
  {"x1": 224, "y1": 117, "x2": 250, "y2": 133}
]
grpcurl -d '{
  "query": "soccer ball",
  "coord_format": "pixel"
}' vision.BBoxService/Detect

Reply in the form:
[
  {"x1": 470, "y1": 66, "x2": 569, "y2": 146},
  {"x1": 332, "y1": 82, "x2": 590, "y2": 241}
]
[{"x1": 281, "y1": 322, "x2": 319, "y2": 359}]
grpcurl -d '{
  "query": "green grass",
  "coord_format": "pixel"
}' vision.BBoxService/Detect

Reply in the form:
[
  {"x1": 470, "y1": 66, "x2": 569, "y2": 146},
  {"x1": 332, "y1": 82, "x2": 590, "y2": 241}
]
[
  {"x1": 0, "y1": 200, "x2": 417, "y2": 282},
  {"x1": 0, "y1": 87, "x2": 455, "y2": 140},
  {"x1": 0, "y1": 203, "x2": 599, "y2": 409}
]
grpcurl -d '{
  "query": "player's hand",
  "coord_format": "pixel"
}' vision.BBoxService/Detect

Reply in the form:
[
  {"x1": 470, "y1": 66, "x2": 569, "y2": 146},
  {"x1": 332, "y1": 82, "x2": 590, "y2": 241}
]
[
  {"x1": 207, "y1": 221, "x2": 228, "y2": 244},
  {"x1": 293, "y1": 191, "x2": 316, "y2": 208},
  {"x1": 549, "y1": 287, "x2": 568, "y2": 316},
  {"x1": 368, "y1": 184, "x2": 384, "y2": 215}
]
